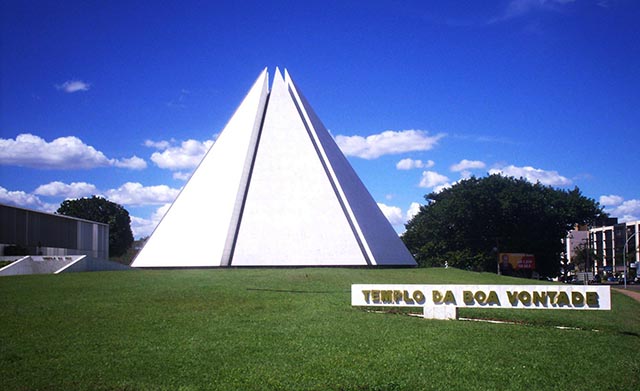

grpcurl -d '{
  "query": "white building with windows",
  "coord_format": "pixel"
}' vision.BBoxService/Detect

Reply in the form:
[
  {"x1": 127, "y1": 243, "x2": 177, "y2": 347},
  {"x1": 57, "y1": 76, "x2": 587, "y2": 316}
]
[
  {"x1": 589, "y1": 220, "x2": 639, "y2": 275},
  {"x1": 566, "y1": 219, "x2": 640, "y2": 277}
]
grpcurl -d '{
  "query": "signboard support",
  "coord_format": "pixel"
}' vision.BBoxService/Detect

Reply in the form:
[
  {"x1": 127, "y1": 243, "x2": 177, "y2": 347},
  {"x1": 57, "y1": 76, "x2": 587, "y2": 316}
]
[{"x1": 424, "y1": 306, "x2": 458, "y2": 320}]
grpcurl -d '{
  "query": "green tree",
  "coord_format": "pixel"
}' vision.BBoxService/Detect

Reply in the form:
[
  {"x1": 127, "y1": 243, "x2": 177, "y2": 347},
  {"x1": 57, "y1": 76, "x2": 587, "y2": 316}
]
[
  {"x1": 402, "y1": 175, "x2": 606, "y2": 277},
  {"x1": 57, "y1": 196, "x2": 134, "y2": 258}
]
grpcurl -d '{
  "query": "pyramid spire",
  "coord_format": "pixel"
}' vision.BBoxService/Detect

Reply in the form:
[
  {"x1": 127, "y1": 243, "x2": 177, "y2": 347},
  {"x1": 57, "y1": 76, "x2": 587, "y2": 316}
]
[{"x1": 132, "y1": 68, "x2": 415, "y2": 267}]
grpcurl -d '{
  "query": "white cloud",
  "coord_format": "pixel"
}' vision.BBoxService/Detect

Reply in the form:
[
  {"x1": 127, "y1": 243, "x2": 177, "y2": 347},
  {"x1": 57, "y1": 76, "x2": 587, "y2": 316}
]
[
  {"x1": 0, "y1": 133, "x2": 109, "y2": 169},
  {"x1": 335, "y1": 130, "x2": 445, "y2": 159},
  {"x1": 378, "y1": 201, "x2": 427, "y2": 232},
  {"x1": 406, "y1": 202, "x2": 422, "y2": 221},
  {"x1": 149, "y1": 139, "x2": 214, "y2": 170},
  {"x1": 450, "y1": 159, "x2": 486, "y2": 172},
  {"x1": 56, "y1": 80, "x2": 90, "y2": 93},
  {"x1": 15, "y1": 180, "x2": 179, "y2": 208},
  {"x1": 459, "y1": 171, "x2": 473, "y2": 179},
  {"x1": 130, "y1": 203, "x2": 171, "y2": 238},
  {"x1": 613, "y1": 200, "x2": 640, "y2": 222},
  {"x1": 396, "y1": 158, "x2": 435, "y2": 170},
  {"x1": 112, "y1": 156, "x2": 147, "y2": 170},
  {"x1": 377, "y1": 203, "x2": 404, "y2": 226},
  {"x1": 489, "y1": 165, "x2": 571, "y2": 186},
  {"x1": 34, "y1": 181, "x2": 97, "y2": 198},
  {"x1": 490, "y1": 0, "x2": 575, "y2": 23},
  {"x1": 104, "y1": 182, "x2": 180, "y2": 206},
  {"x1": 419, "y1": 170, "x2": 450, "y2": 189},
  {"x1": 172, "y1": 171, "x2": 192, "y2": 181},
  {"x1": 0, "y1": 133, "x2": 146, "y2": 170},
  {"x1": 0, "y1": 186, "x2": 56, "y2": 212},
  {"x1": 601, "y1": 196, "x2": 640, "y2": 223},
  {"x1": 432, "y1": 182, "x2": 453, "y2": 193},
  {"x1": 144, "y1": 139, "x2": 173, "y2": 150},
  {"x1": 599, "y1": 194, "x2": 624, "y2": 207}
]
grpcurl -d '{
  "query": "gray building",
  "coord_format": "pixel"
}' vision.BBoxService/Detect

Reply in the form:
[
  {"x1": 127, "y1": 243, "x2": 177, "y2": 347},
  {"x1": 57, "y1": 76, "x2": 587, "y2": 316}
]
[{"x1": 0, "y1": 203, "x2": 109, "y2": 260}]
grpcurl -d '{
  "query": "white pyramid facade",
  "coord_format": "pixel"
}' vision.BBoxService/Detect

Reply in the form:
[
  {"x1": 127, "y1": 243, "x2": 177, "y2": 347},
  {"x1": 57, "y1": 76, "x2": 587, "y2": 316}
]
[
  {"x1": 132, "y1": 69, "x2": 269, "y2": 267},
  {"x1": 132, "y1": 68, "x2": 416, "y2": 267}
]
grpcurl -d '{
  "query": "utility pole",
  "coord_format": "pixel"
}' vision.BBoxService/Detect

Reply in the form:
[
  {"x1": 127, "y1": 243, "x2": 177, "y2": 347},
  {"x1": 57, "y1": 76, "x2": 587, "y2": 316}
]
[{"x1": 624, "y1": 229, "x2": 637, "y2": 290}]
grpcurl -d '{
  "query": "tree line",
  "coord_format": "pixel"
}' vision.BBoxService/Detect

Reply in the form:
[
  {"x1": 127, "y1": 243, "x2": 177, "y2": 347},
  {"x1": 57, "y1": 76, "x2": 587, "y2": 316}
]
[{"x1": 401, "y1": 174, "x2": 605, "y2": 277}]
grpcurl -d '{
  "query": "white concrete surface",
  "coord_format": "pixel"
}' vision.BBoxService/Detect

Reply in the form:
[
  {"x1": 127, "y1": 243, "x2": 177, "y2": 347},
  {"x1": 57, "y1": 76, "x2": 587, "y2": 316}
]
[
  {"x1": 132, "y1": 68, "x2": 417, "y2": 267},
  {"x1": 0, "y1": 255, "x2": 130, "y2": 276},
  {"x1": 232, "y1": 69, "x2": 366, "y2": 265},
  {"x1": 285, "y1": 70, "x2": 415, "y2": 266},
  {"x1": 424, "y1": 306, "x2": 458, "y2": 320},
  {"x1": 132, "y1": 69, "x2": 269, "y2": 267}
]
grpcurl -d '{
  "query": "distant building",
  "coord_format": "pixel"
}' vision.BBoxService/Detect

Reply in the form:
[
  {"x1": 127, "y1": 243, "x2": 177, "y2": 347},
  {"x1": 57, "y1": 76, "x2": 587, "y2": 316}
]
[
  {"x1": 590, "y1": 220, "x2": 639, "y2": 275},
  {"x1": 566, "y1": 219, "x2": 640, "y2": 276},
  {"x1": 565, "y1": 227, "x2": 589, "y2": 264},
  {"x1": 0, "y1": 203, "x2": 109, "y2": 259}
]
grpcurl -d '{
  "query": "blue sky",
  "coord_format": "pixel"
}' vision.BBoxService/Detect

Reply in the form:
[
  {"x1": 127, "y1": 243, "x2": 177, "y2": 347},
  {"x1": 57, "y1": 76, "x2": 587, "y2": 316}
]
[{"x1": 1, "y1": 0, "x2": 639, "y2": 238}]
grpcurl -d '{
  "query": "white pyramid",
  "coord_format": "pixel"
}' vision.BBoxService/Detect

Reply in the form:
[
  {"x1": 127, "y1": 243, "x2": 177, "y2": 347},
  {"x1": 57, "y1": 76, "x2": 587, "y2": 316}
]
[{"x1": 132, "y1": 68, "x2": 416, "y2": 267}]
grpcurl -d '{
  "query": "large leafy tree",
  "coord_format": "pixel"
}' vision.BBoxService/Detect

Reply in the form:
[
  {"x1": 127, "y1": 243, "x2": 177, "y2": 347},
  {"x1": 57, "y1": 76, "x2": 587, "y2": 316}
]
[
  {"x1": 57, "y1": 196, "x2": 134, "y2": 258},
  {"x1": 402, "y1": 175, "x2": 605, "y2": 277}
]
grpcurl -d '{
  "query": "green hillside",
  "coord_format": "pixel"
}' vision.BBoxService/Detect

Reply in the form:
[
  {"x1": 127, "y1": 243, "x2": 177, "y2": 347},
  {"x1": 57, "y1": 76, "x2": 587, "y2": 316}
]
[{"x1": 1, "y1": 268, "x2": 638, "y2": 390}]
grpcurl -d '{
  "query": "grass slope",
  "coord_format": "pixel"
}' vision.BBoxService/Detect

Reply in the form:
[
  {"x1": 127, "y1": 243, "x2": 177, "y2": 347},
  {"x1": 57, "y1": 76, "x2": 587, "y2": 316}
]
[{"x1": 1, "y1": 268, "x2": 639, "y2": 391}]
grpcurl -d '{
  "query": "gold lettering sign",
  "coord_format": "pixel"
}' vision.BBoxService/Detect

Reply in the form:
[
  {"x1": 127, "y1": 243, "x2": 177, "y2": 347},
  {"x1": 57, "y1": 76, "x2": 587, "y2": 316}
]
[{"x1": 356, "y1": 285, "x2": 607, "y2": 310}]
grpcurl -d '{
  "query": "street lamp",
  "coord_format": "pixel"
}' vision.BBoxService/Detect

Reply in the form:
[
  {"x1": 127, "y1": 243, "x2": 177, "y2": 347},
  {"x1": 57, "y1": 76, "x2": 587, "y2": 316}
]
[{"x1": 623, "y1": 230, "x2": 637, "y2": 289}]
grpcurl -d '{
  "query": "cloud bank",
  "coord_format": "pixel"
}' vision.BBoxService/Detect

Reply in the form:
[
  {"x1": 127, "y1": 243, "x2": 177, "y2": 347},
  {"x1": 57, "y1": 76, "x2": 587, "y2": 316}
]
[
  {"x1": 451, "y1": 159, "x2": 486, "y2": 172},
  {"x1": 489, "y1": 165, "x2": 571, "y2": 186},
  {"x1": 336, "y1": 130, "x2": 445, "y2": 159},
  {"x1": 419, "y1": 170, "x2": 450, "y2": 189},
  {"x1": 0, "y1": 134, "x2": 146, "y2": 170},
  {"x1": 34, "y1": 181, "x2": 98, "y2": 199},
  {"x1": 599, "y1": 195, "x2": 640, "y2": 223},
  {"x1": 146, "y1": 138, "x2": 214, "y2": 179},
  {"x1": 2, "y1": 181, "x2": 180, "y2": 214},
  {"x1": 396, "y1": 158, "x2": 435, "y2": 170},
  {"x1": 0, "y1": 186, "x2": 57, "y2": 212}
]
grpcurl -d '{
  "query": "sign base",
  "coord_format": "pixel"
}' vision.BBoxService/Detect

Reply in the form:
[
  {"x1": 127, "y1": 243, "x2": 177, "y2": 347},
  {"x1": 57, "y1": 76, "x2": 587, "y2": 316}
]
[{"x1": 423, "y1": 306, "x2": 458, "y2": 320}]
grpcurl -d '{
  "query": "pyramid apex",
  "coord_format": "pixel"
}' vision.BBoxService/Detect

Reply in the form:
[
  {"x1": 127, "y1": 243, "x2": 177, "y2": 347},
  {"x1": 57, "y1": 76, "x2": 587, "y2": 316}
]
[{"x1": 273, "y1": 67, "x2": 284, "y2": 82}]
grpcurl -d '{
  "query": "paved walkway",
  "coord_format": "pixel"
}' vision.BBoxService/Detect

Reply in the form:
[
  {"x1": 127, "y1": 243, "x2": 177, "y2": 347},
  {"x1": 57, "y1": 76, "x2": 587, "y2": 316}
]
[{"x1": 613, "y1": 287, "x2": 640, "y2": 303}]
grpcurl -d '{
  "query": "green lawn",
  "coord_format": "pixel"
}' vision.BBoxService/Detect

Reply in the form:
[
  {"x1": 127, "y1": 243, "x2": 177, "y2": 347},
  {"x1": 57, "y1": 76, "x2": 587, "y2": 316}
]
[{"x1": 1, "y1": 268, "x2": 638, "y2": 390}]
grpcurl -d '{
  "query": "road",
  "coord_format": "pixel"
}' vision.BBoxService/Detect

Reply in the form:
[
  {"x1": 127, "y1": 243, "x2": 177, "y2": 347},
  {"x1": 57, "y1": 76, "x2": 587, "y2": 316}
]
[{"x1": 613, "y1": 286, "x2": 640, "y2": 302}]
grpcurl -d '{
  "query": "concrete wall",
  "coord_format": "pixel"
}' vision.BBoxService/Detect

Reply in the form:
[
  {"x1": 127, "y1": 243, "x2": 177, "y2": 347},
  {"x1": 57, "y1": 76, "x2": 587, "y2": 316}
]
[
  {"x1": 0, "y1": 255, "x2": 131, "y2": 276},
  {"x1": 0, "y1": 256, "x2": 81, "y2": 276}
]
